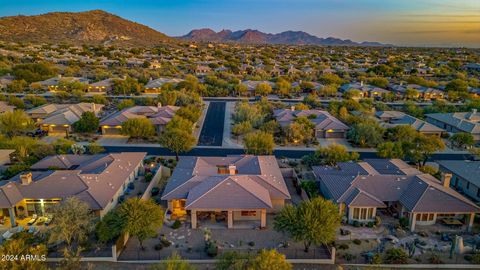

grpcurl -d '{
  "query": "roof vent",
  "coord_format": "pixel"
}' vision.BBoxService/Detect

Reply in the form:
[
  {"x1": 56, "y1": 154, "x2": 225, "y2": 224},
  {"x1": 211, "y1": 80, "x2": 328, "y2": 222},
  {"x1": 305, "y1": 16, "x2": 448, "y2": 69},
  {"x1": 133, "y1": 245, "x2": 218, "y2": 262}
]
[{"x1": 20, "y1": 173, "x2": 33, "y2": 185}]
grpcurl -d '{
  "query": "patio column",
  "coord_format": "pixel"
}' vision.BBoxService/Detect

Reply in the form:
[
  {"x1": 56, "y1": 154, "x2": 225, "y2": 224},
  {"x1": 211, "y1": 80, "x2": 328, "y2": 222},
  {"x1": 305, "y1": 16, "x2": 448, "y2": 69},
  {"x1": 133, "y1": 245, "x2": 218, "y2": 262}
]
[
  {"x1": 227, "y1": 210, "x2": 233, "y2": 229},
  {"x1": 467, "y1": 213, "x2": 475, "y2": 232},
  {"x1": 409, "y1": 212, "x2": 417, "y2": 232},
  {"x1": 8, "y1": 207, "x2": 16, "y2": 227},
  {"x1": 191, "y1": 210, "x2": 197, "y2": 229},
  {"x1": 260, "y1": 209, "x2": 266, "y2": 228}
]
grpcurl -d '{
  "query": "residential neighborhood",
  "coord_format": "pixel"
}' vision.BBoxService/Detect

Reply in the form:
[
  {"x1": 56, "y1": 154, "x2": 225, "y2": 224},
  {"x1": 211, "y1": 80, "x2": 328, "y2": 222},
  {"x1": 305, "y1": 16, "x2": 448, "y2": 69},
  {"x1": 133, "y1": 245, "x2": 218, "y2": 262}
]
[{"x1": 0, "y1": 1, "x2": 479, "y2": 269}]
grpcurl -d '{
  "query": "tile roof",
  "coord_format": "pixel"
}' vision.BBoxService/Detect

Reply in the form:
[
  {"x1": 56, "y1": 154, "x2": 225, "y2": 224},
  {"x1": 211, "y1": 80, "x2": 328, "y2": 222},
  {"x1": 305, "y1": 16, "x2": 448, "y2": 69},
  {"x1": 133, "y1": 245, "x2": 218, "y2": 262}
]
[
  {"x1": 314, "y1": 159, "x2": 480, "y2": 213},
  {"x1": 100, "y1": 105, "x2": 179, "y2": 127},
  {"x1": 0, "y1": 152, "x2": 146, "y2": 210},
  {"x1": 437, "y1": 160, "x2": 480, "y2": 186},
  {"x1": 162, "y1": 155, "x2": 290, "y2": 210},
  {"x1": 29, "y1": 103, "x2": 104, "y2": 125},
  {"x1": 426, "y1": 112, "x2": 480, "y2": 133},
  {"x1": 273, "y1": 109, "x2": 349, "y2": 131}
]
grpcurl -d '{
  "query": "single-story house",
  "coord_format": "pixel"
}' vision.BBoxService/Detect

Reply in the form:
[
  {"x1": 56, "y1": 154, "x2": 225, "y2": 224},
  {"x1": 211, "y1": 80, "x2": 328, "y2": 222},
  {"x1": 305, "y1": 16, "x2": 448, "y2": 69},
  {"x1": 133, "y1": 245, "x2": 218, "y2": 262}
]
[
  {"x1": 375, "y1": 111, "x2": 444, "y2": 136},
  {"x1": 36, "y1": 76, "x2": 90, "y2": 91},
  {"x1": 144, "y1": 78, "x2": 184, "y2": 93},
  {"x1": 100, "y1": 105, "x2": 179, "y2": 135},
  {"x1": 241, "y1": 80, "x2": 275, "y2": 96},
  {"x1": 161, "y1": 155, "x2": 291, "y2": 229},
  {"x1": 87, "y1": 78, "x2": 115, "y2": 94},
  {"x1": 339, "y1": 82, "x2": 390, "y2": 98},
  {"x1": 389, "y1": 84, "x2": 444, "y2": 100},
  {"x1": 426, "y1": 110, "x2": 480, "y2": 141},
  {"x1": 274, "y1": 108, "x2": 350, "y2": 138},
  {"x1": 0, "y1": 152, "x2": 146, "y2": 227},
  {"x1": 27, "y1": 103, "x2": 104, "y2": 133},
  {"x1": 313, "y1": 159, "x2": 480, "y2": 231},
  {"x1": 438, "y1": 160, "x2": 480, "y2": 202}
]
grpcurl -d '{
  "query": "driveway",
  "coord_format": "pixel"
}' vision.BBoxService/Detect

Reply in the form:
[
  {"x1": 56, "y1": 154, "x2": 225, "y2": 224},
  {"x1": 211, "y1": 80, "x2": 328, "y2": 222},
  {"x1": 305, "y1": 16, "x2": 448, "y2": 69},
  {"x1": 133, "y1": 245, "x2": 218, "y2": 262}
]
[
  {"x1": 96, "y1": 135, "x2": 129, "y2": 145},
  {"x1": 197, "y1": 102, "x2": 225, "y2": 146}
]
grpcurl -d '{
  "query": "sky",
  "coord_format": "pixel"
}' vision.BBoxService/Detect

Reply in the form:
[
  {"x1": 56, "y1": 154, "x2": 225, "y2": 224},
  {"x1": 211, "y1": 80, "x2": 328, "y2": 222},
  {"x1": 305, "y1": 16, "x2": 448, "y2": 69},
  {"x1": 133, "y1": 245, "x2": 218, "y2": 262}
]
[{"x1": 0, "y1": 0, "x2": 479, "y2": 47}]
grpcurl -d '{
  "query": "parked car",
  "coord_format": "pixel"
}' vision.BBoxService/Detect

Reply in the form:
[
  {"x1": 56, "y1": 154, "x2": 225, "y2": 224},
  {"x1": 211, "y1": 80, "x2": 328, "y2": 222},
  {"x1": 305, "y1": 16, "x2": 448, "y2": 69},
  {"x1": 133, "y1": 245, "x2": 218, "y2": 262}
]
[{"x1": 26, "y1": 129, "x2": 48, "y2": 138}]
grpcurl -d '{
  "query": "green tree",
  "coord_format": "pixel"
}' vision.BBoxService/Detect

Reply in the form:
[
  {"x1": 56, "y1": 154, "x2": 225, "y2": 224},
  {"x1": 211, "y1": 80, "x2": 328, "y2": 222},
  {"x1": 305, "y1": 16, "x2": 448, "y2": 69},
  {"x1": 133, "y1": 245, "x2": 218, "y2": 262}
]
[
  {"x1": 404, "y1": 88, "x2": 419, "y2": 100},
  {"x1": 7, "y1": 79, "x2": 28, "y2": 93},
  {"x1": 49, "y1": 197, "x2": 95, "y2": 257},
  {"x1": 274, "y1": 197, "x2": 341, "y2": 252},
  {"x1": 405, "y1": 134, "x2": 445, "y2": 166},
  {"x1": 7, "y1": 96, "x2": 25, "y2": 109},
  {"x1": 12, "y1": 62, "x2": 57, "y2": 83},
  {"x1": 255, "y1": 83, "x2": 272, "y2": 96},
  {"x1": 318, "y1": 85, "x2": 338, "y2": 97},
  {"x1": 347, "y1": 122, "x2": 384, "y2": 147},
  {"x1": 232, "y1": 121, "x2": 253, "y2": 137},
  {"x1": 315, "y1": 144, "x2": 359, "y2": 166},
  {"x1": 216, "y1": 251, "x2": 252, "y2": 270},
  {"x1": 159, "y1": 128, "x2": 196, "y2": 160},
  {"x1": 387, "y1": 125, "x2": 418, "y2": 142},
  {"x1": 95, "y1": 209, "x2": 125, "y2": 243},
  {"x1": 122, "y1": 118, "x2": 156, "y2": 138},
  {"x1": 158, "y1": 91, "x2": 178, "y2": 106},
  {"x1": 117, "y1": 99, "x2": 136, "y2": 110},
  {"x1": 445, "y1": 79, "x2": 468, "y2": 93},
  {"x1": 275, "y1": 78, "x2": 292, "y2": 97},
  {"x1": 53, "y1": 138, "x2": 75, "y2": 154},
  {"x1": 176, "y1": 105, "x2": 201, "y2": 123},
  {"x1": 377, "y1": 142, "x2": 405, "y2": 159},
  {"x1": 244, "y1": 131, "x2": 274, "y2": 155},
  {"x1": 25, "y1": 95, "x2": 47, "y2": 107},
  {"x1": 150, "y1": 252, "x2": 195, "y2": 270},
  {"x1": 319, "y1": 73, "x2": 344, "y2": 85},
  {"x1": 166, "y1": 115, "x2": 193, "y2": 131},
  {"x1": 112, "y1": 77, "x2": 144, "y2": 95},
  {"x1": 250, "y1": 249, "x2": 292, "y2": 270},
  {"x1": 118, "y1": 198, "x2": 164, "y2": 250},
  {"x1": 0, "y1": 110, "x2": 34, "y2": 138},
  {"x1": 72, "y1": 111, "x2": 99, "y2": 133},
  {"x1": 449, "y1": 132, "x2": 474, "y2": 149}
]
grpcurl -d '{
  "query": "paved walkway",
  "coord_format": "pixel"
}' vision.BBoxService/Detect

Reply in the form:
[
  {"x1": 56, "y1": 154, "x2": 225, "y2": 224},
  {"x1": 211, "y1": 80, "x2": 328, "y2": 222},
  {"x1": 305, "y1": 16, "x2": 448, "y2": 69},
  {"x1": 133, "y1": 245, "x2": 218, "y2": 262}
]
[
  {"x1": 193, "y1": 101, "x2": 209, "y2": 142},
  {"x1": 222, "y1": 101, "x2": 242, "y2": 148}
]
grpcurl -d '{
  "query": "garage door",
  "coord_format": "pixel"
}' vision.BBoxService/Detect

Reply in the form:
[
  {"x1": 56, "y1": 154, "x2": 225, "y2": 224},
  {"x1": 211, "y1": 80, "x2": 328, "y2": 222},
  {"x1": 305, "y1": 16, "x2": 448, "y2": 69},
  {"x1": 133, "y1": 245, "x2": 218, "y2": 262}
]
[
  {"x1": 50, "y1": 126, "x2": 69, "y2": 134},
  {"x1": 325, "y1": 131, "x2": 345, "y2": 138},
  {"x1": 103, "y1": 127, "x2": 123, "y2": 135}
]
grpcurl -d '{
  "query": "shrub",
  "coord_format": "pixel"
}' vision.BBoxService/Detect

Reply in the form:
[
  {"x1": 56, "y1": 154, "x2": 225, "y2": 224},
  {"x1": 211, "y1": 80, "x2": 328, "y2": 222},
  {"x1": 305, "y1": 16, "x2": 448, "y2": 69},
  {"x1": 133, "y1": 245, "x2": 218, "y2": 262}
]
[
  {"x1": 374, "y1": 216, "x2": 382, "y2": 226},
  {"x1": 353, "y1": 239, "x2": 361, "y2": 245},
  {"x1": 160, "y1": 237, "x2": 172, "y2": 248},
  {"x1": 428, "y1": 253, "x2": 443, "y2": 264},
  {"x1": 154, "y1": 243, "x2": 163, "y2": 250},
  {"x1": 372, "y1": 253, "x2": 382, "y2": 264},
  {"x1": 467, "y1": 254, "x2": 480, "y2": 264},
  {"x1": 248, "y1": 241, "x2": 255, "y2": 247},
  {"x1": 399, "y1": 217, "x2": 409, "y2": 229},
  {"x1": 145, "y1": 172, "x2": 154, "y2": 182},
  {"x1": 352, "y1": 220, "x2": 361, "y2": 227},
  {"x1": 384, "y1": 248, "x2": 408, "y2": 264},
  {"x1": 205, "y1": 241, "x2": 218, "y2": 257},
  {"x1": 171, "y1": 220, "x2": 181, "y2": 229},
  {"x1": 338, "y1": 244, "x2": 349, "y2": 250},
  {"x1": 367, "y1": 221, "x2": 374, "y2": 228},
  {"x1": 342, "y1": 253, "x2": 356, "y2": 262}
]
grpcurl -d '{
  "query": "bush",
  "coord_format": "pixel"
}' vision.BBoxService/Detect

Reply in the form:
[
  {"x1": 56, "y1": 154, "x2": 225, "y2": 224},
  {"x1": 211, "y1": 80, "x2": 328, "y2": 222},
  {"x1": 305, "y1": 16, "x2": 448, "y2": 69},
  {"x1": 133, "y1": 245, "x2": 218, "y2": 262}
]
[
  {"x1": 205, "y1": 241, "x2": 218, "y2": 257},
  {"x1": 145, "y1": 172, "x2": 154, "y2": 182},
  {"x1": 374, "y1": 216, "x2": 382, "y2": 226},
  {"x1": 248, "y1": 241, "x2": 255, "y2": 247},
  {"x1": 171, "y1": 220, "x2": 181, "y2": 229},
  {"x1": 342, "y1": 253, "x2": 356, "y2": 262},
  {"x1": 352, "y1": 220, "x2": 361, "y2": 227},
  {"x1": 428, "y1": 253, "x2": 443, "y2": 264},
  {"x1": 367, "y1": 221, "x2": 374, "y2": 228},
  {"x1": 160, "y1": 237, "x2": 172, "y2": 248},
  {"x1": 151, "y1": 187, "x2": 159, "y2": 196},
  {"x1": 154, "y1": 243, "x2": 163, "y2": 250},
  {"x1": 399, "y1": 217, "x2": 409, "y2": 229},
  {"x1": 466, "y1": 253, "x2": 480, "y2": 264},
  {"x1": 353, "y1": 239, "x2": 361, "y2": 245},
  {"x1": 338, "y1": 244, "x2": 349, "y2": 250},
  {"x1": 372, "y1": 253, "x2": 383, "y2": 264},
  {"x1": 384, "y1": 248, "x2": 408, "y2": 264}
]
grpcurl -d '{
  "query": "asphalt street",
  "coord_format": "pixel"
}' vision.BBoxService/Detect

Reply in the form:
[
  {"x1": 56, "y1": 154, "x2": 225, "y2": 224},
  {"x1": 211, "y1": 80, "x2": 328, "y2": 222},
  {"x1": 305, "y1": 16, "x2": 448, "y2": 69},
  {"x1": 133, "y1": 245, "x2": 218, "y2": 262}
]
[{"x1": 197, "y1": 101, "x2": 226, "y2": 146}]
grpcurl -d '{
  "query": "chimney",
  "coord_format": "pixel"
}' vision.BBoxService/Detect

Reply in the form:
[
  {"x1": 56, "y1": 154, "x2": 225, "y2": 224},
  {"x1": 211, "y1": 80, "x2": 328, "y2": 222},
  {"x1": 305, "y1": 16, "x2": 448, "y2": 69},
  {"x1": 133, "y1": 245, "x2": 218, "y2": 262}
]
[
  {"x1": 228, "y1": 164, "x2": 237, "y2": 175},
  {"x1": 441, "y1": 173, "x2": 452, "y2": 188},
  {"x1": 157, "y1": 102, "x2": 162, "y2": 108},
  {"x1": 20, "y1": 172, "x2": 32, "y2": 185},
  {"x1": 290, "y1": 105, "x2": 295, "y2": 111}
]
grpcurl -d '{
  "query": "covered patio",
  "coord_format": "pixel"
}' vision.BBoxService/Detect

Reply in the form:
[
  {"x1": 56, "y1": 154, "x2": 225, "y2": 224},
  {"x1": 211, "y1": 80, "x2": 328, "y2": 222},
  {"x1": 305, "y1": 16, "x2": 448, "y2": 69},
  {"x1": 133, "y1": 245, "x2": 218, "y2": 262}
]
[{"x1": 190, "y1": 209, "x2": 267, "y2": 229}]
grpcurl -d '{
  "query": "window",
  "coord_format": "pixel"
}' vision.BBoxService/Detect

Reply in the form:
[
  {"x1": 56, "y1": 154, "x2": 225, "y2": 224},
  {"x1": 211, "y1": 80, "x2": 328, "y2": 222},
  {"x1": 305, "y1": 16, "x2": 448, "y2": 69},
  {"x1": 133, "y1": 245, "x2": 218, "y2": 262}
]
[
  {"x1": 353, "y1": 208, "x2": 360, "y2": 219},
  {"x1": 367, "y1": 208, "x2": 374, "y2": 219},
  {"x1": 417, "y1": 213, "x2": 435, "y2": 221},
  {"x1": 361, "y1": 208, "x2": 367, "y2": 220},
  {"x1": 241, "y1": 211, "x2": 257, "y2": 216}
]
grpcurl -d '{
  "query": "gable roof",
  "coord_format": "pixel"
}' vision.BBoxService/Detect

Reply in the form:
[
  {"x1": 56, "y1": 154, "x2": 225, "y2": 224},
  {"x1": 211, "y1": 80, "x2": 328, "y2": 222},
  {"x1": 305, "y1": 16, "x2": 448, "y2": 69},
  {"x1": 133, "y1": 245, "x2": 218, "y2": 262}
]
[
  {"x1": 273, "y1": 109, "x2": 349, "y2": 131},
  {"x1": 162, "y1": 155, "x2": 290, "y2": 210},
  {"x1": 426, "y1": 112, "x2": 480, "y2": 134},
  {"x1": 100, "y1": 105, "x2": 179, "y2": 127},
  {"x1": 0, "y1": 152, "x2": 146, "y2": 210},
  {"x1": 29, "y1": 103, "x2": 104, "y2": 125},
  {"x1": 314, "y1": 159, "x2": 480, "y2": 213}
]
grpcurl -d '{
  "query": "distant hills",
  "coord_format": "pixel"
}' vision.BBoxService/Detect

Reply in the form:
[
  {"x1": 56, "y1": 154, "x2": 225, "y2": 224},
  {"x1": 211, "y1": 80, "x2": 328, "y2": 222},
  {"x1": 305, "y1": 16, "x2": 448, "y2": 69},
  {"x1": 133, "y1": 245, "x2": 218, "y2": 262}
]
[
  {"x1": 0, "y1": 10, "x2": 172, "y2": 46},
  {"x1": 0, "y1": 10, "x2": 389, "y2": 47},
  {"x1": 181, "y1": 28, "x2": 389, "y2": 46}
]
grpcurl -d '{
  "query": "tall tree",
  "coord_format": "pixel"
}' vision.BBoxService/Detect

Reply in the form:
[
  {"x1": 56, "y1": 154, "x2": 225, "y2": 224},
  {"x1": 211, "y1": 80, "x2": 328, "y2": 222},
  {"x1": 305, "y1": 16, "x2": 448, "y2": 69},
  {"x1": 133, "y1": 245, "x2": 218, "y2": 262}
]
[
  {"x1": 159, "y1": 128, "x2": 196, "y2": 161},
  {"x1": 49, "y1": 197, "x2": 95, "y2": 263},
  {"x1": 243, "y1": 131, "x2": 274, "y2": 155},
  {"x1": 118, "y1": 198, "x2": 164, "y2": 250},
  {"x1": 72, "y1": 111, "x2": 99, "y2": 133},
  {"x1": 122, "y1": 118, "x2": 156, "y2": 138},
  {"x1": 315, "y1": 144, "x2": 359, "y2": 166},
  {"x1": 274, "y1": 197, "x2": 341, "y2": 252},
  {"x1": 0, "y1": 110, "x2": 34, "y2": 138},
  {"x1": 158, "y1": 91, "x2": 178, "y2": 106}
]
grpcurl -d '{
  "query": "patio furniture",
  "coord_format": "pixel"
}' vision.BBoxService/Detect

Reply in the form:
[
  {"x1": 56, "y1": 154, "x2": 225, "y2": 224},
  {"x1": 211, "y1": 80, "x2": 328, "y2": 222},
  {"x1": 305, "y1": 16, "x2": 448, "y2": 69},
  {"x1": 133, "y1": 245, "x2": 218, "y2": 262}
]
[{"x1": 27, "y1": 214, "x2": 38, "y2": 225}]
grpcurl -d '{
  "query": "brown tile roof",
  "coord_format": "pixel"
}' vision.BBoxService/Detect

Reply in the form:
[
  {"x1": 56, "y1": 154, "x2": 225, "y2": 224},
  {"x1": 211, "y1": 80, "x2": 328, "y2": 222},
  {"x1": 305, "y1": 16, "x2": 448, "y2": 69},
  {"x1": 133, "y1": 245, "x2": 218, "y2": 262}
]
[
  {"x1": 100, "y1": 106, "x2": 179, "y2": 126},
  {"x1": 0, "y1": 152, "x2": 146, "y2": 209},
  {"x1": 273, "y1": 109, "x2": 349, "y2": 131},
  {"x1": 314, "y1": 159, "x2": 480, "y2": 213},
  {"x1": 162, "y1": 155, "x2": 290, "y2": 210}
]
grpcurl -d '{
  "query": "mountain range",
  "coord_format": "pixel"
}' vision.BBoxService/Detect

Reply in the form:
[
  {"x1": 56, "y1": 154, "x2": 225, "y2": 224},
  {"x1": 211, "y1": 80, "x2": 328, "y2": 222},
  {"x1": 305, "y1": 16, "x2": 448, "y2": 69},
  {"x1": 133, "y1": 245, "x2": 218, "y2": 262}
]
[
  {"x1": 181, "y1": 28, "x2": 388, "y2": 46},
  {"x1": 0, "y1": 10, "x2": 389, "y2": 47}
]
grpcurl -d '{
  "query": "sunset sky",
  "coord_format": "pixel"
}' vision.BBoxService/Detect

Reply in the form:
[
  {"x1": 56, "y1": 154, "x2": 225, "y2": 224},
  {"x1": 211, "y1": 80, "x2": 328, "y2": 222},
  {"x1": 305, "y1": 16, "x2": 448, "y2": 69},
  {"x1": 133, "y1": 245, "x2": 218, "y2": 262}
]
[{"x1": 0, "y1": 0, "x2": 479, "y2": 47}]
